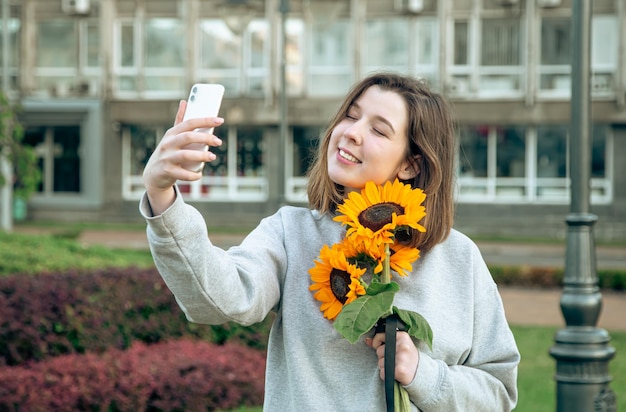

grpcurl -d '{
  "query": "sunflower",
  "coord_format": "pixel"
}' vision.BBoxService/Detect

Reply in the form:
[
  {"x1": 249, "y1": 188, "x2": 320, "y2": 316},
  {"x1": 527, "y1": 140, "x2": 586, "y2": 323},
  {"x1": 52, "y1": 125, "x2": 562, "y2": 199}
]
[
  {"x1": 334, "y1": 179, "x2": 427, "y2": 250},
  {"x1": 388, "y1": 243, "x2": 420, "y2": 277},
  {"x1": 309, "y1": 243, "x2": 367, "y2": 320}
]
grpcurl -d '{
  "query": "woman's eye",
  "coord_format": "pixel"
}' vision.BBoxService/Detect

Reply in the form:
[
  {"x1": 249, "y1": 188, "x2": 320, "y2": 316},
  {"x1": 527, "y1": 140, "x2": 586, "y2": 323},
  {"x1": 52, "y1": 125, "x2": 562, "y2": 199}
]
[
  {"x1": 346, "y1": 113, "x2": 357, "y2": 120},
  {"x1": 373, "y1": 128, "x2": 386, "y2": 137}
]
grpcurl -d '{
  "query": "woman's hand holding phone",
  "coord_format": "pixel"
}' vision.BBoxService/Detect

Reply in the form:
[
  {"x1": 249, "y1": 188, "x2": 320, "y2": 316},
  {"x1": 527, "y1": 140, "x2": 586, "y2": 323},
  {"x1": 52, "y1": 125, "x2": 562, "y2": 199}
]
[{"x1": 142, "y1": 84, "x2": 225, "y2": 215}]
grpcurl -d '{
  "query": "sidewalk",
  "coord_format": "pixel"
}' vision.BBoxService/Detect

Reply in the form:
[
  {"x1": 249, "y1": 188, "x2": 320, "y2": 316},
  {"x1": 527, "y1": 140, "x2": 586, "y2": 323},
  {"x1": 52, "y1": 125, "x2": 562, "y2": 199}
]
[{"x1": 76, "y1": 229, "x2": 626, "y2": 270}]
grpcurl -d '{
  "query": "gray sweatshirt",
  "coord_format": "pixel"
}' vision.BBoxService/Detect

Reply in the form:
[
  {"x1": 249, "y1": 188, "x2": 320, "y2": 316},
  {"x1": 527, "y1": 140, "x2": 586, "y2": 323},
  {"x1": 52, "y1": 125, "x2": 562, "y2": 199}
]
[{"x1": 140, "y1": 191, "x2": 519, "y2": 411}]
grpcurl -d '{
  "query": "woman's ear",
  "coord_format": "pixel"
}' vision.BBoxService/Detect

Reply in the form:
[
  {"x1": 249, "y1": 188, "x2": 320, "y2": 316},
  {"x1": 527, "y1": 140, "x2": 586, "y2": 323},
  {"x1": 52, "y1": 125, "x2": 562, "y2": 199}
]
[{"x1": 397, "y1": 155, "x2": 421, "y2": 180}]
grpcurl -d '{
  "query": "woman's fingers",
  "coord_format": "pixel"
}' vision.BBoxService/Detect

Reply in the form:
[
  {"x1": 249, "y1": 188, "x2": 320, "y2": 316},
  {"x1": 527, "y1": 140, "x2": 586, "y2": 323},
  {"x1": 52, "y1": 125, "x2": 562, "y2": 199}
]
[{"x1": 366, "y1": 331, "x2": 420, "y2": 386}]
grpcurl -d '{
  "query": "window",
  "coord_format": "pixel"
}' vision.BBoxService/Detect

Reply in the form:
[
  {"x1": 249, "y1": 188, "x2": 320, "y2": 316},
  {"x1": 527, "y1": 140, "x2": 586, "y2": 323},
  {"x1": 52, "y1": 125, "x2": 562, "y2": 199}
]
[
  {"x1": 535, "y1": 126, "x2": 568, "y2": 200},
  {"x1": 144, "y1": 19, "x2": 185, "y2": 93},
  {"x1": 23, "y1": 126, "x2": 82, "y2": 195},
  {"x1": 456, "y1": 124, "x2": 611, "y2": 204},
  {"x1": 539, "y1": 17, "x2": 571, "y2": 95},
  {"x1": 286, "y1": 126, "x2": 322, "y2": 202},
  {"x1": 479, "y1": 19, "x2": 523, "y2": 95},
  {"x1": 539, "y1": 15, "x2": 618, "y2": 98},
  {"x1": 308, "y1": 19, "x2": 352, "y2": 96},
  {"x1": 449, "y1": 13, "x2": 523, "y2": 97},
  {"x1": 35, "y1": 19, "x2": 100, "y2": 97},
  {"x1": 0, "y1": 15, "x2": 20, "y2": 91},
  {"x1": 590, "y1": 15, "x2": 617, "y2": 95},
  {"x1": 198, "y1": 19, "x2": 269, "y2": 96},
  {"x1": 114, "y1": 17, "x2": 185, "y2": 97},
  {"x1": 364, "y1": 18, "x2": 410, "y2": 74},
  {"x1": 363, "y1": 18, "x2": 438, "y2": 86},
  {"x1": 285, "y1": 18, "x2": 305, "y2": 95},
  {"x1": 122, "y1": 125, "x2": 268, "y2": 201},
  {"x1": 199, "y1": 19, "x2": 242, "y2": 93}
]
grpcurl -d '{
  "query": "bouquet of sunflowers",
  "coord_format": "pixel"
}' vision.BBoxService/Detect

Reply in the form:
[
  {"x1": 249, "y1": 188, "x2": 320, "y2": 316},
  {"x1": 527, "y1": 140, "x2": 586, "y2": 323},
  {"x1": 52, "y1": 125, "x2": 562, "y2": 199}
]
[{"x1": 309, "y1": 179, "x2": 433, "y2": 411}]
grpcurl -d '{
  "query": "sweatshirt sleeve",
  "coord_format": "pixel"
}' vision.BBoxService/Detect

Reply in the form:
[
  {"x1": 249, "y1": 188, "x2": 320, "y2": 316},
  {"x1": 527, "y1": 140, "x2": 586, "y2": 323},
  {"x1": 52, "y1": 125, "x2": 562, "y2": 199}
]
[
  {"x1": 403, "y1": 246, "x2": 520, "y2": 411},
  {"x1": 139, "y1": 188, "x2": 282, "y2": 326}
]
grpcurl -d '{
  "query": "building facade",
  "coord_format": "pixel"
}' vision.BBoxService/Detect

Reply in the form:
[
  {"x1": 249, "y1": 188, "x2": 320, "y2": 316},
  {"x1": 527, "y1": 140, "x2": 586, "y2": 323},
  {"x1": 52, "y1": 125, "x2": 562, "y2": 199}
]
[{"x1": 1, "y1": 0, "x2": 625, "y2": 241}]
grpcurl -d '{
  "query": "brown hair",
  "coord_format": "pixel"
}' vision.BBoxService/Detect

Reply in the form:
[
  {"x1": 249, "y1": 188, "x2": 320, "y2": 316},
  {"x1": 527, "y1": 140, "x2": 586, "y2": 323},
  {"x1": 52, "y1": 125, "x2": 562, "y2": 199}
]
[{"x1": 306, "y1": 72, "x2": 456, "y2": 252}]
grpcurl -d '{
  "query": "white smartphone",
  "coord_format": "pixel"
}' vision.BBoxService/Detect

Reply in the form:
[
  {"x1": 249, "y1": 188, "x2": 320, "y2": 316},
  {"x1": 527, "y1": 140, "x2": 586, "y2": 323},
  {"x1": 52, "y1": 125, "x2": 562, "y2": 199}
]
[{"x1": 181, "y1": 83, "x2": 225, "y2": 171}]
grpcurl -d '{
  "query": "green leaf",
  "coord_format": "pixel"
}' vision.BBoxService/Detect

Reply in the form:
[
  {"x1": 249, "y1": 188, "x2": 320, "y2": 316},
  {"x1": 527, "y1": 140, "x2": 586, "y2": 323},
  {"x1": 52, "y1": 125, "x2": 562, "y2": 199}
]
[
  {"x1": 366, "y1": 280, "x2": 399, "y2": 296},
  {"x1": 394, "y1": 307, "x2": 434, "y2": 350},
  {"x1": 333, "y1": 290, "x2": 397, "y2": 343}
]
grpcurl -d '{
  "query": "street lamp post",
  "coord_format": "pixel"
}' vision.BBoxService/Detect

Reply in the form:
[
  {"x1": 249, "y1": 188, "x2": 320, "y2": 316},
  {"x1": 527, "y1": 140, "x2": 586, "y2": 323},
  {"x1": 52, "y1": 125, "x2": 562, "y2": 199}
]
[
  {"x1": 549, "y1": 1, "x2": 616, "y2": 411},
  {"x1": 278, "y1": 0, "x2": 288, "y2": 205}
]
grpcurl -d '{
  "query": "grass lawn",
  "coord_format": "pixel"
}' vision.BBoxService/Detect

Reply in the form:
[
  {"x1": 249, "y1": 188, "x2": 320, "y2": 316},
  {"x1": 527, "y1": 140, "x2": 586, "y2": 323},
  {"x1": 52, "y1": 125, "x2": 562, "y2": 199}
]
[
  {"x1": 0, "y1": 231, "x2": 155, "y2": 275},
  {"x1": 513, "y1": 325, "x2": 625, "y2": 412}
]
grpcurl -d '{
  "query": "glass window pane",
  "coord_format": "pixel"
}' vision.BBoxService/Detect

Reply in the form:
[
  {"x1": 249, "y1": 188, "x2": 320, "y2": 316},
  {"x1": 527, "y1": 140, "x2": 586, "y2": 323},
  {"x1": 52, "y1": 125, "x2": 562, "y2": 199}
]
[
  {"x1": 53, "y1": 126, "x2": 81, "y2": 193},
  {"x1": 591, "y1": 125, "x2": 607, "y2": 178},
  {"x1": 592, "y1": 15, "x2": 617, "y2": 67},
  {"x1": 119, "y1": 76, "x2": 137, "y2": 91},
  {"x1": 129, "y1": 125, "x2": 157, "y2": 175},
  {"x1": 481, "y1": 19, "x2": 520, "y2": 66},
  {"x1": 0, "y1": 19, "x2": 20, "y2": 67},
  {"x1": 144, "y1": 19, "x2": 185, "y2": 67},
  {"x1": 87, "y1": 22, "x2": 100, "y2": 67},
  {"x1": 286, "y1": 18, "x2": 304, "y2": 94},
  {"x1": 292, "y1": 126, "x2": 322, "y2": 176},
  {"x1": 309, "y1": 74, "x2": 352, "y2": 95},
  {"x1": 120, "y1": 23, "x2": 134, "y2": 67},
  {"x1": 249, "y1": 20, "x2": 268, "y2": 68},
  {"x1": 453, "y1": 21, "x2": 468, "y2": 65},
  {"x1": 459, "y1": 126, "x2": 488, "y2": 177},
  {"x1": 311, "y1": 20, "x2": 350, "y2": 67},
  {"x1": 496, "y1": 126, "x2": 525, "y2": 177},
  {"x1": 537, "y1": 126, "x2": 567, "y2": 178},
  {"x1": 365, "y1": 19, "x2": 409, "y2": 67},
  {"x1": 541, "y1": 18, "x2": 570, "y2": 65},
  {"x1": 144, "y1": 75, "x2": 184, "y2": 92},
  {"x1": 37, "y1": 20, "x2": 77, "y2": 68},
  {"x1": 204, "y1": 131, "x2": 228, "y2": 177},
  {"x1": 201, "y1": 20, "x2": 241, "y2": 69},
  {"x1": 237, "y1": 128, "x2": 265, "y2": 177},
  {"x1": 416, "y1": 20, "x2": 436, "y2": 65}
]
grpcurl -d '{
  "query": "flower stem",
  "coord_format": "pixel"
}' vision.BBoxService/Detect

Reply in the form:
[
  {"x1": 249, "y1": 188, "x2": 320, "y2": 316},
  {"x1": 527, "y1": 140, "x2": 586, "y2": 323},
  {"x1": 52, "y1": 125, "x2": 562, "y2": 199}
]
[{"x1": 382, "y1": 243, "x2": 391, "y2": 284}]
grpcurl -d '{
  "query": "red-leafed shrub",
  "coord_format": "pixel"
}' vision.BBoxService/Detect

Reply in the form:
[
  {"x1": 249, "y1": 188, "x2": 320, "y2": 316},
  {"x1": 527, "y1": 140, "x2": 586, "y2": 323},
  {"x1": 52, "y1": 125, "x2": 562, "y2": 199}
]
[
  {"x1": 0, "y1": 267, "x2": 272, "y2": 366},
  {"x1": 0, "y1": 339, "x2": 265, "y2": 411}
]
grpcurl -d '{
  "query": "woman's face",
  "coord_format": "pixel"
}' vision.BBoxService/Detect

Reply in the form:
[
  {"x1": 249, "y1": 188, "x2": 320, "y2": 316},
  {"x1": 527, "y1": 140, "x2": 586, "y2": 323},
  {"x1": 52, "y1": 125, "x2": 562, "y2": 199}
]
[{"x1": 327, "y1": 85, "x2": 416, "y2": 192}]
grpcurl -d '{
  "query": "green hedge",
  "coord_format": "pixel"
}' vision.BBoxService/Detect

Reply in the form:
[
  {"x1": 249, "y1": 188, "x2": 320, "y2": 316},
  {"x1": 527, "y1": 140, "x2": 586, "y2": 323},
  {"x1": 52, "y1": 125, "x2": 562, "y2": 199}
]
[{"x1": 490, "y1": 266, "x2": 626, "y2": 291}]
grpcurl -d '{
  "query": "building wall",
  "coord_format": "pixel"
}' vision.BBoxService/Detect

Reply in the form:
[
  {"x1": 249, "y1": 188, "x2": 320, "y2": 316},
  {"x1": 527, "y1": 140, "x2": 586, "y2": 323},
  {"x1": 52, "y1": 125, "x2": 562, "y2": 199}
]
[{"x1": 3, "y1": 0, "x2": 625, "y2": 242}]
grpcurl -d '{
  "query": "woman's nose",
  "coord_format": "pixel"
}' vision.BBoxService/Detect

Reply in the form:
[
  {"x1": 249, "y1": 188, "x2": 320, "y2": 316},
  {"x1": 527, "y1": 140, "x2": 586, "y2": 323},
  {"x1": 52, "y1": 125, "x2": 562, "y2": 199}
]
[{"x1": 344, "y1": 121, "x2": 364, "y2": 144}]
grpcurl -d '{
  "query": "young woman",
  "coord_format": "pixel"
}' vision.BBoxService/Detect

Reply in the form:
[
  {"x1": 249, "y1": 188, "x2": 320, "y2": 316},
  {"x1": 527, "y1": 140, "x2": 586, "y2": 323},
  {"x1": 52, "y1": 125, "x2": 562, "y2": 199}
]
[{"x1": 140, "y1": 73, "x2": 519, "y2": 411}]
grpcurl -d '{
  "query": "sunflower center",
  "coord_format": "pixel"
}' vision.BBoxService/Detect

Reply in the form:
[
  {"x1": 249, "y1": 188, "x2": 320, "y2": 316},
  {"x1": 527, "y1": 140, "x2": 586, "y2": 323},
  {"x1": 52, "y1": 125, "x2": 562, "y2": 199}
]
[
  {"x1": 330, "y1": 269, "x2": 351, "y2": 304},
  {"x1": 358, "y1": 202, "x2": 405, "y2": 232}
]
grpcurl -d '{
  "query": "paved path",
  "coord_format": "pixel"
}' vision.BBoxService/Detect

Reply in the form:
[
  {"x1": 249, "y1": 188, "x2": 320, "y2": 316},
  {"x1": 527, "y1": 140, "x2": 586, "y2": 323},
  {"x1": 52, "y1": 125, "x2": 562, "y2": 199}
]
[
  {"x1": 76, "y1": 229, "x2": 626, "y2": 270},
  {"x1": 500, "y1": 287, "x2": 626, "y2": 332},
  {"x1": 18, "y1": 227, "x2": 626, "y2": 332}
]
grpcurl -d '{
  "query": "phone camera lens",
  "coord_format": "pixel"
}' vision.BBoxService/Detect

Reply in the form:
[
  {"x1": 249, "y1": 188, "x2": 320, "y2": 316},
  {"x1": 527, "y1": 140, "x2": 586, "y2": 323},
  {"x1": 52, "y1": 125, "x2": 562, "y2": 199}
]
[
  {"x1": 192, "y1": 86, "x2": 197, "y2": 93},
  {"x1": 190, "y1": 95, "x2": 195, "y2": 102}
]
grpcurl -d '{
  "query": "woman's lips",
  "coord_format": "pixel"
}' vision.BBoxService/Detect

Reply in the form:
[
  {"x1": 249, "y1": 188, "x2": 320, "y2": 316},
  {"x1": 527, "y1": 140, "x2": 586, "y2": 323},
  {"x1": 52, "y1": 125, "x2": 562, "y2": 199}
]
[{"x1": 338, "y1": 148, "x2": 361, "y2": 163}]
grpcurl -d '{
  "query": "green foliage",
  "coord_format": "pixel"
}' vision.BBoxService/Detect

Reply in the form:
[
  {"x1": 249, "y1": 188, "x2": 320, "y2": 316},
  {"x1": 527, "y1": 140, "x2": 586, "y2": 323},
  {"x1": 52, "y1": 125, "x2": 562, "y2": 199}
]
[
  {"x1": 0, "y1": 231, "x2": 155, "y2": 276},
  {"x1": 333, "y1": 282, "x2": 397, "y2": 343},
  {"x1": 394, "y1": 307, "x2": 433, "y2": 350},
  {"x1": 491, "y1": 265, "x2": 626, "y2": 291},
  {"x1": 0, "y1": 91, "x2": 41, "y2": 200}
]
